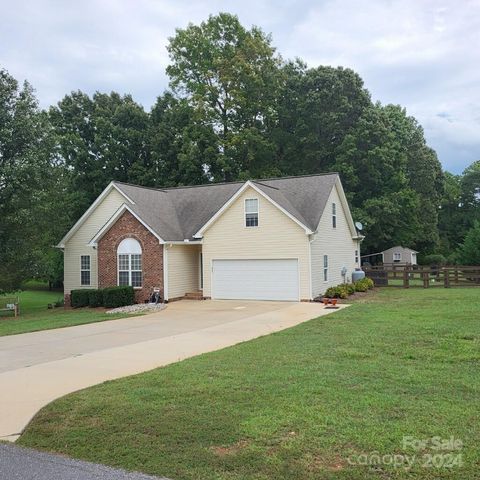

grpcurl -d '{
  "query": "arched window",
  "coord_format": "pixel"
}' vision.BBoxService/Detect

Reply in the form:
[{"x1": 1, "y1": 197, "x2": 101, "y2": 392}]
[{"x1": 117, "y1": 238, "x2": 142, "y2": 288}]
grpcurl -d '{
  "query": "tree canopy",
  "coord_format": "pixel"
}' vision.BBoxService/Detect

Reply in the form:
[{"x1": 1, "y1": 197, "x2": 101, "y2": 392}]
[{"x1": 1, "y1": 13, "x2": 478, "y2": 291}]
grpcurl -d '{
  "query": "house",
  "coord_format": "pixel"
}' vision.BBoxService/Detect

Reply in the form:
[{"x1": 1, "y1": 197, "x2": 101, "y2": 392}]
[
  {"x1": 57, "y1": 173, "x2": 364, "y2": 304},
  {"x1": 381, "y1": 246, "x2": 418, "y2": 266}
]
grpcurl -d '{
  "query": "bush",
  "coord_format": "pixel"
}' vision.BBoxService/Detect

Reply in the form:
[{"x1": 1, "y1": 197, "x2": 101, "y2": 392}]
[
  {"x1": 324, "y1": 280, "x2": 373, "y2": 299},
  {"x1": 345, "y1": 283, "x2": 356, "y2": 295},
  {"x1": 354, "y1": 280, "x2": 368, "y2": 292},
  {"x1": 324, "y1": 285, "x2": 348, "y2": 299},
  {"x1": 70, "y1": 289, "x2": 90, "y2": 308},
  {"x1": 88, "y1": 289, "x2": 104, "y2": 308},
  {"x1": 354, "y1": 278, "x2": 374, "y2": 292},
  {"x1": 421, "y1": 254, "x2": 447, "y2": 267},
  {"x1": 103, "y1": 286, "x2": 135, "y2": 308}
]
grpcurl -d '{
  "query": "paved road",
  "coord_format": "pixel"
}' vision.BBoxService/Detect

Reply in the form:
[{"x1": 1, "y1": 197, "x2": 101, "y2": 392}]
[
  {"x1": 0, "y1": 443, "x2": 167, "y2": 480},
  {"x1": 0, "y1": 300, "x2": 345, "y2": 440}
]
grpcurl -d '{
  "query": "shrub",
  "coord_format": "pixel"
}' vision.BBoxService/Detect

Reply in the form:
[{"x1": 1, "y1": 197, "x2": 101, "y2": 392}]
[
  {"x1": 354, "y1": 278, "x2": 374, "y2": 292},
  {"x1": 354, "y1": 279, "x2": 368, "y2": 292},
  {"x1": 354, "y1": 280, "x2": 368, "y2": 292},
  {"x1": 70, "y1": 289, "x2": 90, "y2": 308},
  {"x1": 421, "y1": 254, "x2": 447, "y2": 267},
  {"x1": 324, "y1": 285, "x2": 348, "y2": 299},
  {"x1": 345, "y1": 283, "x2": 356, "y2": 295},
  {"x1": 103, "y1": 286, "x2": 135, "y2": 308},
  {"x1": 88, "y1": 289, "x2": 104, "y2": 308}
]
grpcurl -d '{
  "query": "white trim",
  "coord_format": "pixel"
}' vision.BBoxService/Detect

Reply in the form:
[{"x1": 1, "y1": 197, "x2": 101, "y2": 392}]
[
  {"x1": 88, "y1": 203, "x2": 165, "y2": 246},
  {"x1": 194, "y1": 181, "x2": 313, "y2": 238},
  {"x1": 334, "y1": 178, "x2": 358, "y2": 238},
  {"x1": 117, "y1": 251, "x2": 142, "y2": 288},
  {"x1": 244, "y1": 197, "x2": 259, "y2": 228},
  {"x1": 80, "y1": 254, "x2": 91, "y2": 286},
  {"x1": 117, "y1": 237, "x2": 142, "y2": 254},
  {"x1": 308, "y1": 235, "x2": 314, "y2": 300},
  {"x1": 163, "y1": 244, "x2": 169, "y2": 301},
  {"x1": 165, "y1": 240, "x2": 202, "y2": 245},
  {"x1": 323, "y1": 254, "x2": 328, "y2": 283},
  {"x1": 411, "y1": 252, "x2": 417, "y2": 265},
  {"x1": 57, "y1": 182, "x2": 135, "y2": 248}
]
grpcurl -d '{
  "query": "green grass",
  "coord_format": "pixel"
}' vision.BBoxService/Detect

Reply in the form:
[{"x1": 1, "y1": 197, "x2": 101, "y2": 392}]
[
  {"x1": 0, "y1": 289, "x2": 129, "y2": 336},
  {"x1": 19, "y1": 288, "x2": 480, "y2": 479}
]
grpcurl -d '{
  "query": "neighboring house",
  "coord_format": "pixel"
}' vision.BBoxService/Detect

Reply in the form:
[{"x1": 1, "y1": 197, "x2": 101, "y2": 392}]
[
  {"x1": 58, "y1": 174, "x2": 364, "y2": 304},
  {"x1": 381, "y1": 246, "x2": 418, "y2": 266}
]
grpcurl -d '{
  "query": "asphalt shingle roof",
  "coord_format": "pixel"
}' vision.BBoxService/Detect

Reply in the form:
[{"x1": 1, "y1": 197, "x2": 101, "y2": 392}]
[{"x1": 113, "y1": 173, "x2": 338, "y2": 241}]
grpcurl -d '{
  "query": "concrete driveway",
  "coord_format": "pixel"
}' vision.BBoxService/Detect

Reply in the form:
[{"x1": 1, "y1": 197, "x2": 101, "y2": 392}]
[{"x1": 0, "y1": 300, "x2": 346, "y2": 441}]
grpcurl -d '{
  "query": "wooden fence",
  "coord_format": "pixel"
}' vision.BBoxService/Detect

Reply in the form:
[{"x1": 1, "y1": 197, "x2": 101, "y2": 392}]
[{"x1": 363, "y1": 266, "x2": 480, "y2": 288}]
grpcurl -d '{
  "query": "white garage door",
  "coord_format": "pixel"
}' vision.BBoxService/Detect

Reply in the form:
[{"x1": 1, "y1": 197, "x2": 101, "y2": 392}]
[{"x1": 212, "y1": 259, "x2": 299, "y2": 301}]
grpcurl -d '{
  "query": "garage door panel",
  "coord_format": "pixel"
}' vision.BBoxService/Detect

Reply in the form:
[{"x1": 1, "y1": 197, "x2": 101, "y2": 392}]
[{"x1": 212, "y1": 259, "x2": 299, "y2": 301}]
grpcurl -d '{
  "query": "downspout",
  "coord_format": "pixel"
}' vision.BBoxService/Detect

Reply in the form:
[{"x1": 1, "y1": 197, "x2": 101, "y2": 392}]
[
  {"x1": 163, "y1": 243, "x2": 169, "y2": 302},
  {"x1": 308, "y1": 233, "x2": 315, "y2": 301}
]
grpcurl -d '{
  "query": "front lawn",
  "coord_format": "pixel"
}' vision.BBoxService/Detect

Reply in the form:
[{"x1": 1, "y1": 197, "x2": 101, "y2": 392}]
[
  {"x1": 19, "y1": 288, "x2": 480, "y2": 479},
  {"x1": 0, "y1": 288, "x2": 129, "y2": 336}
]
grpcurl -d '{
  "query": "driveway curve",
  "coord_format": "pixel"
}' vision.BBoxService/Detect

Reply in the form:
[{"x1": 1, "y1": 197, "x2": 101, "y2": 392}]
[{"x1": 0, "y1": 300, "x2": 346, "y2": 441}]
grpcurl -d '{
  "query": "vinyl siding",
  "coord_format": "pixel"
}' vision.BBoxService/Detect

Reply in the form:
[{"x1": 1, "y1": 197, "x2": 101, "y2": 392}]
[
  {"x1": 202, "y1": 186, "x2": 311, "y2": 300},
  {"x1": 64, "y1": 189, "x2": 126, "y2": 293},
  {"x1": 310, "y1": 182, "x2": 360, "y2": 297},
  {"x1": 166, "y1": 244, "x2": 201, "y2": 299},
  {"x1": 382, "y1": 247, "x2": 417, "y2": 265}
]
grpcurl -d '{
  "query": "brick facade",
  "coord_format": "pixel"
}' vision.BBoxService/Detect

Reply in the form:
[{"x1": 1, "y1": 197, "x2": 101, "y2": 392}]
[{"x1": 97, "y1": 210, "x2": 163, "y2": 303}]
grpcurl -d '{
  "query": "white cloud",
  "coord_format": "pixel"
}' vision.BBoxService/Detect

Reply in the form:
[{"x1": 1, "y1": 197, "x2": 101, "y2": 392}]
[{"x1": 0, "y1": 0, "x2": 478, "y2": 171}]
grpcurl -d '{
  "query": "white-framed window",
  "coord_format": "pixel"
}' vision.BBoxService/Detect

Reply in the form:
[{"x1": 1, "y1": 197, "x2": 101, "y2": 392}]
[
  {"x1": 323, "y1": 255, "x2": 328, "y2": 281},
  {"x1": 80, "y1": 255, "x2": 91, "y2": 285},
  {"x1": 393, "y1": 252, "x2": 402, "y2": 263},
  {"x1": 117, "y1": 238, "x2": 142, "y2": 288},
  {"x1": 332, "y1": 203, "x2": 337, "y2": 228},
  {"x1": 245, "y1": 198, "x2": 259, "y2": 227},
  {"x1": 355, "y1": 250, "x2": 359, "y2": 264}
]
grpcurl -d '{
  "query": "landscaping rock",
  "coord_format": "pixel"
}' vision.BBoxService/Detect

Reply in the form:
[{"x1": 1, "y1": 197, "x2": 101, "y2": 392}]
[{"x1": 106, "y1": 303, "x2": 166, "y2": 315}]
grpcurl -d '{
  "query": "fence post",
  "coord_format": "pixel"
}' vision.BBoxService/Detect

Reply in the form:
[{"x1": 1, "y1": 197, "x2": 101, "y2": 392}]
[
  {"x1": 423, "y1": 271, "x2": 429, "y2": 288},
  {"x1": 403, "y1": 269, "x2": 409, "y2": 288},
  {"x1": 444, "y1": 269, "x2": 450, "y2": 288}
]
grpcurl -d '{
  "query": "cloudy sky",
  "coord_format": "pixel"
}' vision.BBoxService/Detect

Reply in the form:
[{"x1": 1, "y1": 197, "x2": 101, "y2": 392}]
[{"x1": 1, "y1": 0, "x2": 479, "y2": 173}]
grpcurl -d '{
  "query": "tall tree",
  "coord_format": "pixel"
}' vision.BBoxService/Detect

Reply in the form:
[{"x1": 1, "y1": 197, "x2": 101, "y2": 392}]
[
  {"x1": 381, "y1": 104, "x2": 444, "y2": 253},
  {"x1": 332, "y1": 103, "x2": 420, "y2": 252},
  {"x1": 439, "y1": 161, "x2": 480, "y2": 254},
  {"x1": 50, "y1": 91, "x2": 151, "y2": 220},
  {"x1": 148, "y1": 92, "x2": 220, "y2": 186},
  {"x1": 460, "y1": 160, "x2": 480, "y2": 220},
  {"x1": 167, "y1": 12, "x2": 281, "y2": 180},
  {"x1": 457, "y1": 221, "x2": 480, "y2": 265},
  {"x1": 0, "y1": 68, "x2": 63, "y2": 292},
  {"x1": 275, "y1": 62, "x2": 371, "y2": 175}
]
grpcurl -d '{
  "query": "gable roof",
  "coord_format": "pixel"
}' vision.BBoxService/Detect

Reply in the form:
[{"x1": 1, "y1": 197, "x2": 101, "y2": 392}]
[
  {"x1": 382, "y1": 246, "x2": 419, "y2": 254},
  {"x1": 112, "y1": 173, "x2": 339, "y2": 241},
  {"x1": 57, "y1": 182, "x2": 136, "y2": 248},
  {"x1": 59, "y1": 173, "x2": 346, "y2": 246}
]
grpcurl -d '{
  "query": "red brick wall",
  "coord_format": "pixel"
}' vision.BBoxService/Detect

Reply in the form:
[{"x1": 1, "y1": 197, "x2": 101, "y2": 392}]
[{"x1": 97, "y1": 210, "x2": 163, "y2": 303}]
